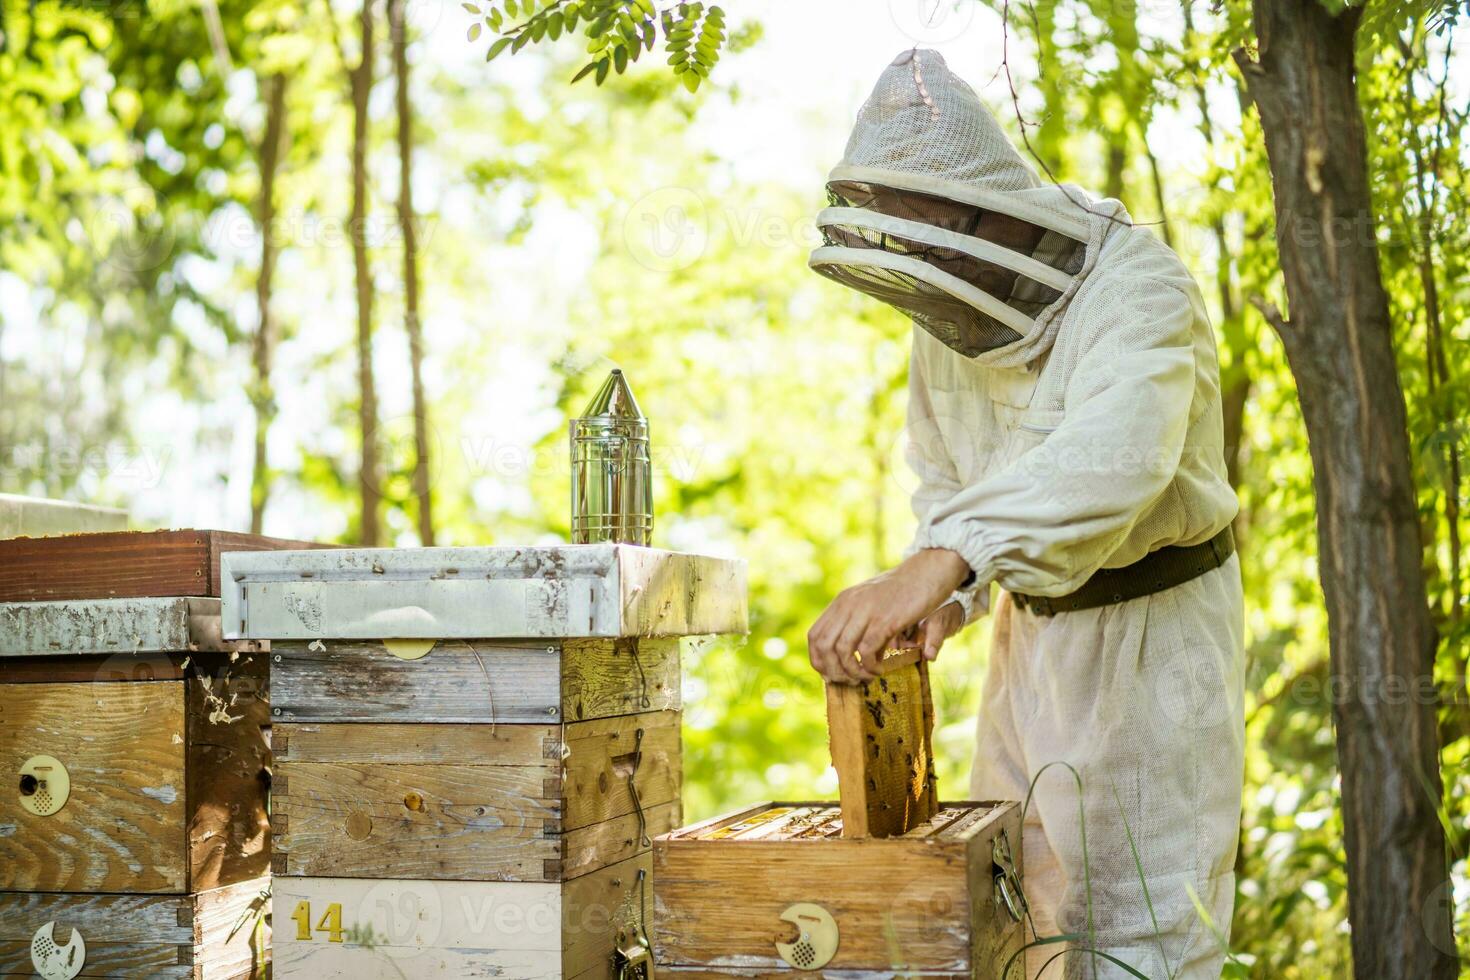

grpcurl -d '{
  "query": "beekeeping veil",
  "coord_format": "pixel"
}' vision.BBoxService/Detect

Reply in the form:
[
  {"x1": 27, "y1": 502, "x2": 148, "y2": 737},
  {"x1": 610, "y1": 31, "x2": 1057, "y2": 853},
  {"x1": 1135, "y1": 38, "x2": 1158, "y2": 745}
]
[{"x1": 811, "y1": 49, "x2": 1124, "y2": 366}]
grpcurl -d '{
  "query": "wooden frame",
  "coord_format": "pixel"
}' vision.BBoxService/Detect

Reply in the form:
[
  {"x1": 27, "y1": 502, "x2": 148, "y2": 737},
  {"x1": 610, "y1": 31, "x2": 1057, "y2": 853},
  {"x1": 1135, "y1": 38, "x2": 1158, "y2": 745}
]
[{"x1": 825, "y1": 650, "x2": 940, "y2": 838}]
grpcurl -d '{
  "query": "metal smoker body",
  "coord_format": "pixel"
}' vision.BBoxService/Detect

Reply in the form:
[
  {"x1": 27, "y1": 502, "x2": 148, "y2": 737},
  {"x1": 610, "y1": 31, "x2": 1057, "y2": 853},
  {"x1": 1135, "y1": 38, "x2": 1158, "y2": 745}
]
[{"x1": 571, "y1": 369, "x2": 652, "y2": 546}]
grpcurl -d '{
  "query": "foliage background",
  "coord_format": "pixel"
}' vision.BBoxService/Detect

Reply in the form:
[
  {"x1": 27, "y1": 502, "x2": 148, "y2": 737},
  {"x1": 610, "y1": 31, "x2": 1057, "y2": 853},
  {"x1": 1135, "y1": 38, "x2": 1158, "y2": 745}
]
[{"x1": 0, "y1": 0, "x2": 1467, "y2": 974}]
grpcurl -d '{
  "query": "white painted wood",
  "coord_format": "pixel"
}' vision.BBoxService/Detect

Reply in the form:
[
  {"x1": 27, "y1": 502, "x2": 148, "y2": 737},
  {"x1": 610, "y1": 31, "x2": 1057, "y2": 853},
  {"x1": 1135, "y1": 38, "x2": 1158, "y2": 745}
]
[
  {"x1": 0, "y1": 493, "x2": 128, "y2": 539},
  {"x1": 273, "y1": 877, "x2": 563, "y2": 979},
  {"x1": 222, "y1": 544, "x2": 746, "y2": 640},
  {"x1": 0, "y1": 597, "x2": 235, "y2": 657}
]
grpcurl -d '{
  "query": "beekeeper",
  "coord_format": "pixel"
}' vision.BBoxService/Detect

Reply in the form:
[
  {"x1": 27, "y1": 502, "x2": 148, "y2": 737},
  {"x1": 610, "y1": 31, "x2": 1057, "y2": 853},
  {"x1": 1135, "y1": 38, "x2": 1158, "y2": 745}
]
[{"x1": 805, "y1": 50, "x2": 1244, "y2": 980}]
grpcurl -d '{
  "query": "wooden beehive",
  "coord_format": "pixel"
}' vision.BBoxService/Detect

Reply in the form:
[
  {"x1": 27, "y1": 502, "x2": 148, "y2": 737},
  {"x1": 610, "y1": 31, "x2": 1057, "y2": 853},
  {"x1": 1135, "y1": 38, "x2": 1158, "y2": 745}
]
[
  {"x1": 653, "y1": 801, "x2": 1025, "y2": 977},
  {"x1": 270, "y1": 666, "x2": 683, "y2": 881},
  {"x1": 223, "y1": 543, "x2": 748, "y2": 980},
  {"x1": 0, "y1": 528, "x2": 321, "y2": 603},
  {"x1": 271, "y1": 854, "x2": 653, "y2": 978},
  {"x1": 0, "y1": 597, "x2": 270, "y2": 895},
  {"x1": 0, "y1": 531, "x2": 318, "y2": 978},
  {"x1": 0, "y1": 878, "x2": 270, "y2": 978}
]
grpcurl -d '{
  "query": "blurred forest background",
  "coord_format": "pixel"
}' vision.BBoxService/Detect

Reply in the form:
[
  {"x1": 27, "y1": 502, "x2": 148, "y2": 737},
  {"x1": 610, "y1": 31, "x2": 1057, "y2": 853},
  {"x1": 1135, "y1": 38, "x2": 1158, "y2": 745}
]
[{"x1": 1, "y1": 0, "x2": 1467, "y2": 973}]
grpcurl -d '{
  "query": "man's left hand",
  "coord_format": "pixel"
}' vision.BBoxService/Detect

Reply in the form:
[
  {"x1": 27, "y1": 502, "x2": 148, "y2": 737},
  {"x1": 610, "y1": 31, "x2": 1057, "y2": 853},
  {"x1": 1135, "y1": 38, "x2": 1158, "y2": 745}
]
[{"x1": 806, "y1": 548, "x2": 973, "y2": 685}]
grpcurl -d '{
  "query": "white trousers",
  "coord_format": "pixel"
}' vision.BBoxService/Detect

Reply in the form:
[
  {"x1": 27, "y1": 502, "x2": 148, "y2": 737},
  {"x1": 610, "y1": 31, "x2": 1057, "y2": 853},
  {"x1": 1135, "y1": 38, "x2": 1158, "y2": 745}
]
[{"x1": 972, "y1": 555, "x2": 1245, "y2": 980}]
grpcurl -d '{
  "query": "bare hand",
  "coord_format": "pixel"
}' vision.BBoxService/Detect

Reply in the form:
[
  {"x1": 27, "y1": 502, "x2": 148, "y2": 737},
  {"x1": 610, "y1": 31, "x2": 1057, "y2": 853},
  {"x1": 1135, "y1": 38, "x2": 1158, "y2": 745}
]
[
  {"x1": 899, "y1": 600, "x2": 965, "y2": 663},
  {"x1": 807, "y1": 549, "x2": 972, "y2": 685}
]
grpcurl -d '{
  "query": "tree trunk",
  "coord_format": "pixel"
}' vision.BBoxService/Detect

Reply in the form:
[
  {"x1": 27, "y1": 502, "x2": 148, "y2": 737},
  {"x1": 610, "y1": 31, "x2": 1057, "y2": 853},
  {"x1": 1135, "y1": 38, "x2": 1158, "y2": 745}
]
[
  {"x1": 250, "y1": 72, "x2": 288, "y2": 536},
  {"x1": 390, "y1": 0, "x2": 434, "y2": 546},
  {"x1": 1234, "y1": 2, "x2": 1454, "y2": 975},
  {"x1": 350, "y1": 0, "x2": 381, "y2": 546},
  {"x1": 1183, "y1": 0, "x2": 1251, "y2": 492}
]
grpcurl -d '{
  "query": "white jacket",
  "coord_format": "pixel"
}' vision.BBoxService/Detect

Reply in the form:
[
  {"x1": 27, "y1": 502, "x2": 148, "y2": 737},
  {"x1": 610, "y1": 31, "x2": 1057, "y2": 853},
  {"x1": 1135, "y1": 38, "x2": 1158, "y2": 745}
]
[{"x1": 906, "y1": 214, "x2": 1238, "y2": 622}]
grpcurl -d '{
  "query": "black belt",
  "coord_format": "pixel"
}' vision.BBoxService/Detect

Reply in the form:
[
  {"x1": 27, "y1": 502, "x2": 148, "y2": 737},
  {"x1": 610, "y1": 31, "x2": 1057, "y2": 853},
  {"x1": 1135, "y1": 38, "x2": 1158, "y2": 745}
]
[{"x1": 1011, "y1": 526, "x2": 1235, "y2": 616}]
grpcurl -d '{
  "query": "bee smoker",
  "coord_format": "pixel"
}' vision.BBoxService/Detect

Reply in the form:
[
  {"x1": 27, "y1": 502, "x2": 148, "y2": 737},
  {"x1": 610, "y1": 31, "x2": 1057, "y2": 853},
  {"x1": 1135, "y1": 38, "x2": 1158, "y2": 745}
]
[{"x1": 570, "y1": 369, "x2": 652, "y2": 546}]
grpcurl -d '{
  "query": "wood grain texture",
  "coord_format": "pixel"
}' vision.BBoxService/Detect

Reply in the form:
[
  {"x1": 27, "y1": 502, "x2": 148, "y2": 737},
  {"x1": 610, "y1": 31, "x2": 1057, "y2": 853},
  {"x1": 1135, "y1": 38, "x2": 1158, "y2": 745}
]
[
  {"x1": 562, "y1": 710, "x2": 681, "y2": 831},
  {"x1": 562, "y1": 801, "x2": 679, "y2": 880},
  {"x1": 272, "y1": 761, "x2": 560, "y2": 880},
  {"x1": 273, "y1": 712, "x2": 680, "y2": 881},
  {"x1": 561, "y1": 852, "x2": 654, "y2": 977},
  {"x1": 653, "y1": 801, "x2": 1022, "y2": 975},
  {"x1": 0, "y1": 681, "x2": 189, "y2": 893},
  {"x1": 192, "y1": 877, "x2": 272, "y2": 980},
  {"x1": 826, "y1": 659, "x2": 939, "y2": 838},
  {"x1": 0, "y1": 877, "x2": 270, "y2": 979},
  {"x1": 274, "y1": 721, "x2": 557, "y2": 765},
  {"x1": 270, "y1": 640, "x2": 559, "y2": 724},
  {"x1": 561, "y1": 639, "x2": 680, "y2": 721},
  {"x1": 272, "y1": 639, "x2": 677, "y2": 725},
  {"x1": 186, "y1": 653, "x2": 272, "y2": 892},
  {"x1": 0, "y1": 530, "x2": 321, "y2": 602}
]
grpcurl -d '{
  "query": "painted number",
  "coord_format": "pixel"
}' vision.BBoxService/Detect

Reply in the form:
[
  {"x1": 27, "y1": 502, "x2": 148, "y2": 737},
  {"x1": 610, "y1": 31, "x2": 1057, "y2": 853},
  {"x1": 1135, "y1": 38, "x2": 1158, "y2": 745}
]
[{"x1": 289, "y1": 901, "x2": 345, "y2": 944}]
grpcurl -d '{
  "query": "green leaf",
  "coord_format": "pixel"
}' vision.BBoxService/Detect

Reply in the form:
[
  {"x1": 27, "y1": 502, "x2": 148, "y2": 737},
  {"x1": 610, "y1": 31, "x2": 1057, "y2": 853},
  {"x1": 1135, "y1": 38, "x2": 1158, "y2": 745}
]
[
  {"x1": 505, "y1": 0, "x2": 518, "y2": 17},
  {"x1": 461, "y1": 2, "x2": 479, "y2": 13},
  {"x1": 490, "y1": 8, "x2": 503, "y2": 28},
  {"x1": 571, "y1": 59, "x2": 599, "y2": 82},
  {"x1": 595, "y1": 55, "x2": 611, "y2": 84},
  {"x1": 614, "y1": 44, "x2": 628, "y2": 73},
  {"x1": 548, "y1": 11, "x2": 563, "y2": 39},
  {"x1": 682, "y1": 70, "x2": 700, "y2": 92},
  {"x1": 467, "y1": 22, "x2": 482, "y2": 40},
  {"x1": 486, "y1": 35, "x2": 513, "y2": 59}
]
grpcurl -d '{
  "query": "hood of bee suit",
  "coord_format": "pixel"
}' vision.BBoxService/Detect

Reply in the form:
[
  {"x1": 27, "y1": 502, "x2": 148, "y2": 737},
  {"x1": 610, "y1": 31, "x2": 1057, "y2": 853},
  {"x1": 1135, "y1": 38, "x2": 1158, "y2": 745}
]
[{"x1": 809, "y1": 48, "x2": 1130, "y2": 367}]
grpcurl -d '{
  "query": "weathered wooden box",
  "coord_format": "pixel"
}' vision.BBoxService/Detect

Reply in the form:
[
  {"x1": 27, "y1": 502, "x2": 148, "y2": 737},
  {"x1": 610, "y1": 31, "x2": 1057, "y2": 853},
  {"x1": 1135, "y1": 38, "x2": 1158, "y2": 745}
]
[
  {"x1": 654, "y1": 801, "x2": 1025, "y2": 978},
  {"x1": 222, "y1": 544, "x2": 744, "y2": 886},
  {"x1": 225, "y1": 544, "x2": 746, "y2": 978},
  {"x1": 0, "y1": 597, "x2": 270, "y2": 895},
  {"x1": 0, "y1": 528, "x2": 319, "y2": 603},
  {"x1": 272, "y1": 855, "x2": 652, "y2": 979},
  {"x1": 0, "y1": 876, "x2": 270, "y2": 978},
  {"x1": 271, "y1": 700, "x2": 683, "y2": 881}
]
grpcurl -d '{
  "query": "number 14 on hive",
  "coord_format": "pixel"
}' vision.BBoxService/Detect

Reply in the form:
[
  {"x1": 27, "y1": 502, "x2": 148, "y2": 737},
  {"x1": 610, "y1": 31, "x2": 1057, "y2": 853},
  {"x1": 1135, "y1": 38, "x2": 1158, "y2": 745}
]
[{"x1": 290, "y1": 901, "x2": 344, "y2": 944}]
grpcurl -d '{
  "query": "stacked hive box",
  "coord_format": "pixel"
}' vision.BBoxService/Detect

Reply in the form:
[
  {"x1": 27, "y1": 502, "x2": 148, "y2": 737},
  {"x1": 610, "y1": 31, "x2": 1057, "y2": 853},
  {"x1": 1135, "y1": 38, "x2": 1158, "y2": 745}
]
[
  {"x1": 220, "y1": 544, "x2": 746, "y2": 979},
  {"x1": 654, "y1": 653, "x2": 1027, "y2": 977},
  {"x1": 0, "y1": 530, "x2": 317, "y2": 978}
]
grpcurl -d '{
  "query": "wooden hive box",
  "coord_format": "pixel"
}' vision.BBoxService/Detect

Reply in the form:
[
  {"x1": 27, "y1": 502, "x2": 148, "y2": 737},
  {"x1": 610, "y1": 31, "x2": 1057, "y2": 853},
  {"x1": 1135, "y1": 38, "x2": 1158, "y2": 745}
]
[
  {"x1": 0, "y1": 597, "x2": 270, "y2": 895},
  {"x1": 271, "y1": 854, "x2": 652, "y2": 979},
  {"x1": 0, "y1": 529, "x2": 321, "y2": 603},
  {"x1": 223, "y1": 544, "x2": 748, "y2": 979},
  {"x1": 0, "y1": 877, "x2": 270, "y2": 978},
  {"x1": 653, "y1": 801, "x2": 1025, "y2": 978}
]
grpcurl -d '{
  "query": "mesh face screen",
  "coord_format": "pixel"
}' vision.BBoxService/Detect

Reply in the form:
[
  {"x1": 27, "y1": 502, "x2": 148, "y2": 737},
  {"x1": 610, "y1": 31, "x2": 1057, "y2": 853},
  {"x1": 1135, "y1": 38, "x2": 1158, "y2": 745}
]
[
  {"x1": 811, "y1": 261, "x2": 1024, "y2": 357},
  {"x1": 819, "y1": 180, "x2": 1088, "y2": 357}
]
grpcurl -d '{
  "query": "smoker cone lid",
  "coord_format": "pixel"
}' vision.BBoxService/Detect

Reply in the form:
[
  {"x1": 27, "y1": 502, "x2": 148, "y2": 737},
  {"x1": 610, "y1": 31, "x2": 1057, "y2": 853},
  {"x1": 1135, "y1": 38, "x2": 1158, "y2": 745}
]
[{"x1": 579, "y1": 369, "x2": 647, "y2": 422}]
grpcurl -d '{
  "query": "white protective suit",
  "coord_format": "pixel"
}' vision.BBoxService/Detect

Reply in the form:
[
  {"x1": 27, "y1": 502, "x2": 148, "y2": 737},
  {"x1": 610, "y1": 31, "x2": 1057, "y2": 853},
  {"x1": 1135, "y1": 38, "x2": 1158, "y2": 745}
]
[{"x1": 812, "y1": 51, "x2": 1246, "y2": 979}]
